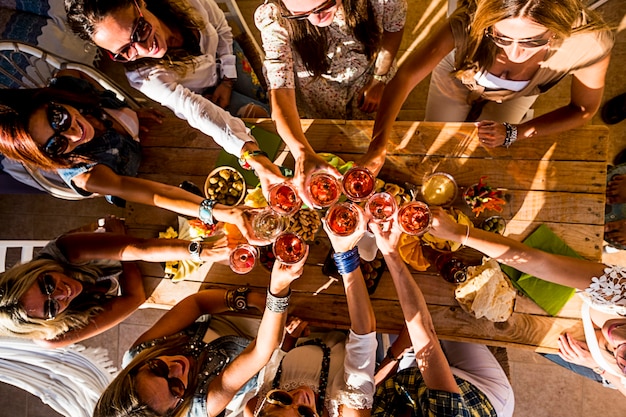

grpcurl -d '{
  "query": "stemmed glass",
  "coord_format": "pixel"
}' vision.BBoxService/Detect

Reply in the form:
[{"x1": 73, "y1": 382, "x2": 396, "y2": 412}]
[
  {"x1": 273, "y1": 232, "x2": 308, "y2": 264},
  {"x1": 306, "y1": 171, "x2": 341, "y2": 209},
  {"x1": 397, "y1": 201, "x2": 431, "y2": 236},
  {"x1": 365, "y1": 192, "x2": 397, "y2": 223},
  {"x1": 341, "y1": 167, "x2": 375, "y2": 202},
  {"x1": 229, "y1": 244, "x2": 259, "y2": 274},
  {"x1": 325, "y1": 202, "x2": 360, "y2": 236},
  {"x1": 252, "y1": 208, "x2": 288, "y2": 242},
  {"x1": 268, "y1": 182, "x2": 302, "y2": 216}
]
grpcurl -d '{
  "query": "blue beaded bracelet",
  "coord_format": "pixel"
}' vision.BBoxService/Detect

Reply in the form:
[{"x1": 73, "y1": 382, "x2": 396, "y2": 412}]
[
  {"x1": 199, "y1": 199, "x2": 217, "y2": 226},
  {"x1": 333, "y1": 247, "x2": 360, "y2": 275}
]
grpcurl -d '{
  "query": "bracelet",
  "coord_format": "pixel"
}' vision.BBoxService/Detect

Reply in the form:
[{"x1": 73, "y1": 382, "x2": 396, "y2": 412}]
[
  {"x1": 188, "y1": 241, "x2": 203, "y2": 263},
  {"x1": 372, "y1": 72, "x2": 393, "y2": 84},
  {"x1": 502, "y1": 122, "x2": 518, "y2": 148},
  {"x1": 332, "y1": 247, "x2": 360, "y2": 275},
  {"x1": 266, "y1": 288, "x2": 291, "y2": 313},
  {"x1": 239, "y1": 150, "x2": 269, "y2": 170},
  {"x1": 199, "y1": 199, "x2": 217, "y2": 226},
  {"x1": 225, "y1": 287, "x2": 250, "y2": 311},
  {"x1": 593, "y1": 366, "x2": 605, "y2": 375},
  {"x1": 386, "y1": 346, "x2": 403, "y2": 362},
  {"x1": 462, "y1": 225, "x2": 470, "y2": 246}
]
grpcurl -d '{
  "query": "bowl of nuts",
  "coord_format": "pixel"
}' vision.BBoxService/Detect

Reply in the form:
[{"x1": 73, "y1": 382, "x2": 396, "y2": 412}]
[{"x1": 204, "y1": 166, "x2": 246, "y2": 206}]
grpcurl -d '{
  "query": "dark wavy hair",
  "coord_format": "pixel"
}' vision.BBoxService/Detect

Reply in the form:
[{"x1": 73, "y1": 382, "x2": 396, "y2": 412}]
[{"x1": 276, "y1": 0, "x2": 381, "y2": 77}]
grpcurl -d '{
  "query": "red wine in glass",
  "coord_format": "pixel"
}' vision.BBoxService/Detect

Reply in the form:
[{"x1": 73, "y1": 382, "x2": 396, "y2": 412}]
[
  {"x1": 273, "y1": 232, "x2": 308, "y2": 264},
  {"x1": 307, "y1": 172, "x2": 341, "y2": 208},
  {"x1": 229, "y1": 244, "x2": 258, "y2": 274},
  {"x1": 326, "y1": 202, "x2": 359, "y2": 236},
  {"x1": 398, "y1": 201, "x2": 431, "y2": 235},
  {"x1": 365, "y1": 192, "x2": 397, "y2": 222},
  {"x1": 253, "y1": 208, "x2": 288, "y2": 241},
  {"x1": 269, "y1": 183, "x2": 302, "y2": 215},
  {"x1": 342, "y1": 167, "x2": 375, "y2": 202}
]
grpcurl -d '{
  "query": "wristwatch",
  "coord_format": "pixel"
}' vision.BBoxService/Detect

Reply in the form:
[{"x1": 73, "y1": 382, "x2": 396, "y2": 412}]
[
  {"x1": 386, "y1": 346, "x2": 402, "y2": 362},
  {"x1": 188, "y1": 241, "x2": 203, "y2": 263}
]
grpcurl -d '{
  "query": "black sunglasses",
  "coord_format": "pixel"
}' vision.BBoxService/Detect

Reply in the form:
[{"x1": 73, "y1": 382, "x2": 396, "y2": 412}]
[
  {"x1": 485, "y1": 28, "x2": 551, "y2": 49},
  {"x1": 254, "y1": 389, "x2": 318, "y2": 417},
  {"x1": 41, "y1": 102, "x2": 72, "y2": 158},
  {"x1": 107, "y1": 0, "x2": 153, "y2": 62},
  {"x1": 146, "y1": 359, "x2": 187, "y2": 402},
  {"x1": 281, "y1": 0, "x2": 337, "y2": 20},
  {"x1": 37, "y1": 274, "x2": 59, "y2": 320}
]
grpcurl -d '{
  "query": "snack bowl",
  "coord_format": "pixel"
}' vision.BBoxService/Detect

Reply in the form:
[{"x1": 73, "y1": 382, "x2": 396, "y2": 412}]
[
  {"x1": 204, "y1": 166, "x2": 246, "y2": 206},
  {"x1": 421, "y1": 172, "x2": 458, "y2": 206},
  {"x1": 481, "y1": 216, "x2": 506, "y2": 235}
]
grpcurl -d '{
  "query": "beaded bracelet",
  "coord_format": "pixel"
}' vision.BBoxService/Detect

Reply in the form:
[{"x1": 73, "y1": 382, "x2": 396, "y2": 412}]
[
  {"x1": 199, "y1": 199, "x2": 217, "y2": 226},
  {"x1": 502, "y1": 122, "x2": 518, "y2": 148},
  {"x1": 266, "y1": 288, "x2": 291, "y2": 313},
  {"x1": 225, "y1": 287, "x2": 250, "y2": 311},
  {"x1": 333, "y1": 247, "x2": 360, "y2": 275},
  {"x1": 239, "y1": 150, "x2": 269, "y2": 170}
]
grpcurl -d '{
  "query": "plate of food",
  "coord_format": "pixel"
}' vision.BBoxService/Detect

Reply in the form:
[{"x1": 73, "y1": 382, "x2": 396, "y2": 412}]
[{"x1": 204, "y1": 166, "x2": 246, "y2": 206}]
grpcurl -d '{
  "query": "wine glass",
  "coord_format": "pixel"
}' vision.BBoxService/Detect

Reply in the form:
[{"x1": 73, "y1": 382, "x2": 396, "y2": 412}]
[
  {"x1": 341, "y1": 167, "x2": 375, "y2": 202},
  {"x1": 421, "y1": 172, "x2": 458, "y2": 206},
  {"x1": 397, "y1": 201, "x2": 431, "y2": 236},
  {"x1": 365, "y1": 192, "x2": 397, "y2": 222},
  {"x1": 273, "y1": 232, "x2": 308, "y2": 264},
  {"x1": 306, "y1": 172, "x2": 341, "y2": 209},
  {"x1": 325, "y1": 202, "x2": 359, "y2": 236},
  {"x1": 252, "y1": 208, "x2": 288, "y2": 242},
  {"x1": 268, "y1": 183, "x2": 302, "y2": 216},
  {"x1": 229, "y1": 244, "x2": 258, "y2": 274}
]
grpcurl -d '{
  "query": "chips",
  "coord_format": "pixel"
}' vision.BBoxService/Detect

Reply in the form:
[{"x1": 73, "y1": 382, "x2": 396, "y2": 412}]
[
  {"x1": 421, "y1": 208, "x2": 473, "y2": 252},
  {"x1": 399, "y1": 233, "x2": 430, "y2": 271}
]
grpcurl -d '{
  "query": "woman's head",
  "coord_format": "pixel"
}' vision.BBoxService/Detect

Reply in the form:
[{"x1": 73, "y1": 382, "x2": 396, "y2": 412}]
[
  {"x1": 255, "y1": 388, "x2": 319, "y2": 417},
  {"x1": 0, "y1": 259, "x2": 97, "y2": 340},
  {"x1": 0, "y1": 88, "x2": 100, "y2": 169},
  {"x1": 94, "y1": 338, "x2": 196, "y2": 417},
  {"x1": 455, "y1": 0, "x2": 607, "y2": 71},
  {"x1": 281, "y1": 0, "x2": 341, "y2": 28},
  {"x1": 65, "y1": 0, "x2": 204, "y2": 65},
  {"x1": 602, "y1": 319, "x2": 626, "y2": 374}
]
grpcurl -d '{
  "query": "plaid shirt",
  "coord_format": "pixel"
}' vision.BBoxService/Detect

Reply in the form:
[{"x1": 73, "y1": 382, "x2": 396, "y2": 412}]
[{"x1": 371, "y1": 367, "x2": 497, "y2": 417}]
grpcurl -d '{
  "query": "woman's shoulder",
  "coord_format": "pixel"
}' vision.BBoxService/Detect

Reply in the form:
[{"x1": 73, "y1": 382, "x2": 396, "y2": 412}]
[{"x1": 254, "y1": 1, "x2": 281, "y2": 29}]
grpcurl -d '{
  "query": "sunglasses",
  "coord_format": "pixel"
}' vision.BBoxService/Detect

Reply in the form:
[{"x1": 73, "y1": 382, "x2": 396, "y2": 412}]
[
  {"x1": 146, "y1": 359, "x2": 187, "y2": 403},
  {"x1": 107, "y1": 0, "x2": 153, "y2": 62},
  {"x1": 485, "y1": 28, "x2": 551, "y2": 49},
  {"x1": 281, "y1": 0, "x2": 337, "y2": 20},
  {"x1": 37, "y1": 274, "x2": 59, "y2": 320},
  {"x1": 41, "y1": 102, "x2": 72, "y2": 158},
  {"x1": 254, "y1": 389, "x2": 318, "y2": 417}
]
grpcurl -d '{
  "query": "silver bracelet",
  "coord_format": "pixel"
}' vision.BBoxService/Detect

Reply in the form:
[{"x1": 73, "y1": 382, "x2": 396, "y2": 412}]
[
  {"x1": 266, "y1": 288, "x2": 290, "y2": 313},
  {"x1": 502, "y1": 123, "x2": 518, "y2": 148}
]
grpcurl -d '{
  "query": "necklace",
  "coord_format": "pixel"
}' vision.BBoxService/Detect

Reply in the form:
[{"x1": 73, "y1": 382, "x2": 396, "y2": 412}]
[{"x1": 272, "y1": 338, "x2": 331, "y2": 415}]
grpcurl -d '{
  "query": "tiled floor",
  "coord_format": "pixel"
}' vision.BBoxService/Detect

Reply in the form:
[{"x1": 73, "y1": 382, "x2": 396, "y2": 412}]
[{"x1": 2, "y1": 0, "x2": 626, "y2": 416}]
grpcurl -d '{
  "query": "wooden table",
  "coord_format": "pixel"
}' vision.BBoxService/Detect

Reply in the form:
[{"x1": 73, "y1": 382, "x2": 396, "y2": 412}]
[{"x1": 128, "y1": 116, "x2": 609, "y2": 353}]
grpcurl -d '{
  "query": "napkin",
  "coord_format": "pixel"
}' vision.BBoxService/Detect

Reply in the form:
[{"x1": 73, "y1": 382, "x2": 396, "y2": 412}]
[
  {"x1": 215, "y1": 123, "x2": 284, "y2": 187},
  {"x1": 499, "y1": 224, "x2": 578, "y2": 316}
]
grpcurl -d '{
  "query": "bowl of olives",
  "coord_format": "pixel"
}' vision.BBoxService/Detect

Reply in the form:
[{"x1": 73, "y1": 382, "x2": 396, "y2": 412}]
[
  {"x1": 480, "y1": 215, "x2": 506, "y2": 235},
  {"x1": 204, "y1": 166, "x2": 246, "y2": 206}
]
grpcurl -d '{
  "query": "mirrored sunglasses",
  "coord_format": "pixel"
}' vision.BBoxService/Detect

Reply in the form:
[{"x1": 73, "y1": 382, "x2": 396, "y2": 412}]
[
  {"x1": 37, "y1": 273, "x2": 59, "y2": 320},
  {"x1": 485, "y1": 29, "x2": 551, "y2": 49},
  {"x1": 281, "y1": 0, "x2": 337, "y2": 20},
  {"x1": 41, "y1": 102, "x2": 72, "y2": 158},
  {"x1": 107, "y1": 0, "x2": 153, "y2": 62},
  {"x1": 146, "y1": 358, "x2": 187, "y2": 400},
  {"x1": 255, "y1": 389, "x2": 318, "y2": 417}
]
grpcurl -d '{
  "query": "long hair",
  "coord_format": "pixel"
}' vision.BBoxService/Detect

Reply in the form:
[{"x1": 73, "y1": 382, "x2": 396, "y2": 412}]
[
  {"x1": 0, "y1": 258, "x2": 105, "y2": 341},
  {"x1": 94, "y1": 334, "x2": 201, "y2": 417},
  {"x1": 0, "y1": 87, "x2": 105, "y2": 170},
  {"x1": 276, "y1": 0, "x2": 382, "y2": 77},
  {"x1": 65, "y1": 0, "x2": 205, "y2": 74},
  {"x1": 452, "y1": 0, "x2": 609, "y2": 76}
]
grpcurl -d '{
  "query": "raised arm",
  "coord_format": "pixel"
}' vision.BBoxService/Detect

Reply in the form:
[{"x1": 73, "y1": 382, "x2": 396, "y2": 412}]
[
  {"x1": 428, "y1": 206, "x2": 606, "y2": 290},
  {"x1": 37, "y1": 261, "x2": 146, "y2": 348},
  {"x1": 370, "y1": 221, "x2": 459, "y2": 393}
]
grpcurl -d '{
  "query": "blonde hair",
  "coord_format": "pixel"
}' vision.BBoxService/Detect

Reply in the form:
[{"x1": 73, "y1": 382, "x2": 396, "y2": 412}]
[
  {"x1": 0, "y1": 258, "x2": 104, "y2": 341},
  {"x1": 452, "y1": 0, "x2": 610, "y2": 76}
]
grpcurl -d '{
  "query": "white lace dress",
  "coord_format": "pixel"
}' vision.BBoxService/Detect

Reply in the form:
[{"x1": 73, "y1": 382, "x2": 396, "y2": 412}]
[
  {"x1": 255, "y1": 330, "x2": 376, "y2": 417},
  {"x1": 581, "y1": 265, "x2": 626, "y2": 316}
]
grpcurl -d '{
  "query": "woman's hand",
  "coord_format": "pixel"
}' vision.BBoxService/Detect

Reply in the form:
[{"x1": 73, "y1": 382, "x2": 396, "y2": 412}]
[
  {"x1": 369, "y1": 218, "x2": 402, "y2": 256},
  {"x1": 208, "y1": 81, "x2": 233, "y2": 109},
  {"x1": 557, "y1": 333, "x2": 599, "y2": 369},
  {"x1": 356, "y1": 144, "x2": 387, "y2": 177},
  {"x1": 293, "y1": 151, "x2": 341, "y2": 208},
  {"x1": 323, "y1": 204, "x2": 367, "y2": 253},
  {"x1": 476, "y1": 121, "x2": 507, "y2": 148},
  {"x1": 270, "y1": 246, "x2": 309, "y2": 295},
  {"x1": 358, "y1": 78, "x2": 386, "y2": 114},
  {"x1": 281, "y1": 316, "x2": 310, "y2": 352},
  {"x1": 200, "y1": 235, "x2": 232, "y2": 264},
  {"x1": 214, "y1": 205, "x2": 270, "y2": 247},
  {"x1": 100, "y1": 215, "x2": 127, "y2": 234},
  {"x1": 427, "y1": 206, "x2": 467, "y2": 243}
]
